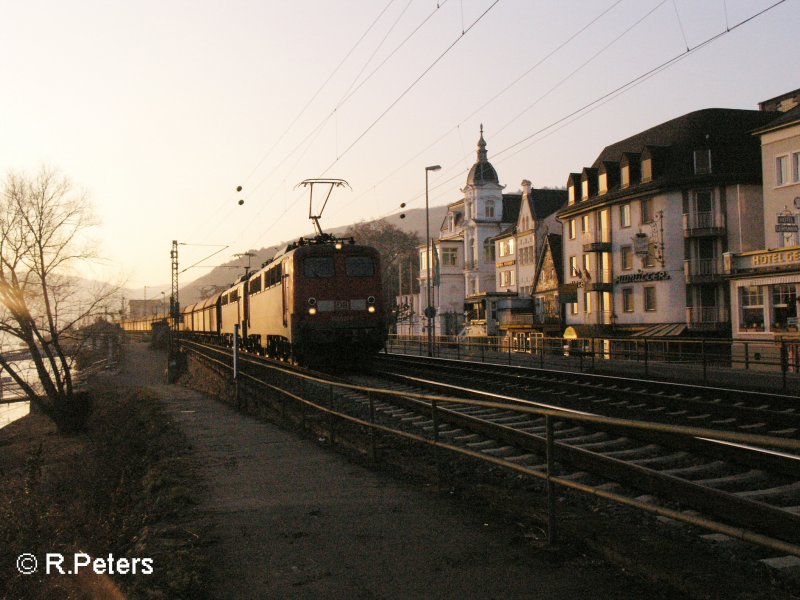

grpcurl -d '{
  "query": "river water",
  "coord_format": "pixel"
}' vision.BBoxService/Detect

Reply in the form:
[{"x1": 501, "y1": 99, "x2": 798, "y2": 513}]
[{"x1": 0, "y1": 359, "x2": 38, "y2": 429}]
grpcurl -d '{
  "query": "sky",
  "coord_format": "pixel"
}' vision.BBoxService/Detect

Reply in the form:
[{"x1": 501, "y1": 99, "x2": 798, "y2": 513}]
[{"x1": 1, "y1": 0, "x2": 798, "y2": 296}]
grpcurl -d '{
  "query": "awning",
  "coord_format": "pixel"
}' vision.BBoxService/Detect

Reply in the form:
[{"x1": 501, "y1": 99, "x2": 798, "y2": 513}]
[
  {"x1": 630, "y1": 323, "x2": 687, "y2": 337},
  {"x1": 563, "y1": 325, "x2": 615, "y2": 339}
]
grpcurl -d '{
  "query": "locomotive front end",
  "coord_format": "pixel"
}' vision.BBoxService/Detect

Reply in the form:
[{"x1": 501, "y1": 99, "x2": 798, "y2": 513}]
[{"x1": 292, "y1": 242, "x2": 387, "y2": 363}]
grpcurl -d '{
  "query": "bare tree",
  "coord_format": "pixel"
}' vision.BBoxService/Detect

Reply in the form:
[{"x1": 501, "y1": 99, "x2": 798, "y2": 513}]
[
  {"x1": 345, "y1": 220, "x2": 420, "y2": 318},
  {"x1": 0, "y1": 166, "x2": 116, "y2": 432}
]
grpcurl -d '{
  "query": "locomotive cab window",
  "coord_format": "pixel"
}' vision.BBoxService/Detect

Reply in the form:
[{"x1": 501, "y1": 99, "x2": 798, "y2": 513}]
[
  {"x1": 304, "y1": 257, "x2": 335, "y2": 278},
  {"x1": 345, "y1": 256, "x2": 375, "y2": 277}
]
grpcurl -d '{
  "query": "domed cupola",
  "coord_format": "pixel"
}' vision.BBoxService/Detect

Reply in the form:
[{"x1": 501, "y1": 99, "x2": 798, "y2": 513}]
[{"x1": 466, "y1": 124, "x2": 499, "y2": 185}]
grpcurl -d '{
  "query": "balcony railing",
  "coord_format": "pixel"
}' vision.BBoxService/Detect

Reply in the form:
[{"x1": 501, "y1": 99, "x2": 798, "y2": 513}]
[
  {"x1": 684, "y1": 257, "x2": 723, "y2": 282},
  {"x1": 686, "y1": 305, "x2": 729, "y2": 329},
  {"x1": 582, "y1": 229, "x2": 612, "y2": 251},
  {"x1": 498, "y1": 312, "x2": 561, "y2": 327},
  {"x1": 683, "y1": 211, "x2": 725, "y2": 236}
]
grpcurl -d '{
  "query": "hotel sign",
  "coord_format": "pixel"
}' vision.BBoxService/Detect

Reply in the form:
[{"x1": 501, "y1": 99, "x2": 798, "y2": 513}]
[{"x1": 750, "y1": 249, "x2": 800, "y2": 267}]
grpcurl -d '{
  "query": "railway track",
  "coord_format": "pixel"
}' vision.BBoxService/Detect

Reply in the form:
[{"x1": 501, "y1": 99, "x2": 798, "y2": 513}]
[
  {"x1": 181, "y1": 340, "x2": 800, "y2": 558},
  {"x1": 373, "y1": 353, "x2": 800, "y2": 441}
]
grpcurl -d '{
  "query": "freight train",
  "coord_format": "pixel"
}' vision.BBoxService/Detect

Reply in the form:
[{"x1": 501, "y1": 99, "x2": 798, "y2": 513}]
[{"x1": 180, "y1": 233, "x2": 387, "y2": 365}]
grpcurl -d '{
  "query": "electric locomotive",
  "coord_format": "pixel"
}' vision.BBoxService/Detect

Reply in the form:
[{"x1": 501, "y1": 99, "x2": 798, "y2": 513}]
[{"x1": 180, "y1": 178, "x2": 387, "y2": 364}]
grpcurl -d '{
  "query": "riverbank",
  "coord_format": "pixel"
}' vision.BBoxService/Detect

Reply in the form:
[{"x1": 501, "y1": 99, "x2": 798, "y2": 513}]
[{"x1": 0, "y1": 355, "x2": 207, "y2": 599}]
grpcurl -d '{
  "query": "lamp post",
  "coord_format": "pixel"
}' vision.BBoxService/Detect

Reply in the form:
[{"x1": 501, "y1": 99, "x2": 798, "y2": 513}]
[
  {"x1": 161, "y1": 291, "x2": 166, "y2": 318},
  {"x1": 143, "y1": 285, "x2": 148, "y2": 318},
  {"x1": 424, "y1": 165, "x2": 441, "y2": 357}
]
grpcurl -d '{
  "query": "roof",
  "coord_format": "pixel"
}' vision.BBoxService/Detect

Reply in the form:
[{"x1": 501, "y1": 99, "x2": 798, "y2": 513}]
[
  {"x1": 591, "y1": 108, "x2": 778, "y2": 169},
  {"x1": 532, "y1": 233, "x2": 563, "y2": 292},
  {"x1": 466, "y1": 125, "x2": 500, "y2": 186},
  {"x1": 630, "y1": 323, "x2": 687, "y2": 337},
  {"x1": 752, "y1": 104, "x2": 800, "y2": 135},
  {"x1": 529, "y1": 188, "x2": 568, "y2": 219},
  {"x1": 501, "y1": 193, "x2": 522, "y2": 223},
  {"x1": 558, "y1": 108, "x2": 779, "y2": 218}
]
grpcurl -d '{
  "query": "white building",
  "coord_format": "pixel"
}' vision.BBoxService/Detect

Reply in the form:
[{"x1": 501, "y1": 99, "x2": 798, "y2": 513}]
[
  {"x1": 416, "y1": 127, "x2": 527, "y2": 337},
  {"x1": 557, "y1": 107, "x2": 779, "y2": 342}
]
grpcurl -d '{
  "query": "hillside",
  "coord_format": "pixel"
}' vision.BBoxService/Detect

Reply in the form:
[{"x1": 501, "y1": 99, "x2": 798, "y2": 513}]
[{"x1": 178, "y1": 205, "x2": 448, "y2": 304}]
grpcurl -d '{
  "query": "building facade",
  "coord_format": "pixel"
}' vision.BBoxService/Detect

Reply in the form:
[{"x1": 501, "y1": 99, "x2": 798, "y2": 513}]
[
  {"x1": 556, "y1": 108, "x2": 779, "y2": 340},
  {"x1": 725, "y1": 89, "x2": 800, "y2": 369}
]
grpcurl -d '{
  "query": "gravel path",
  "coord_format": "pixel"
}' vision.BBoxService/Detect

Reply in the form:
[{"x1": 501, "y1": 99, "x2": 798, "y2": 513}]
[{"x1": 116, "y1": 341, "x2": 684, "y2": 599}]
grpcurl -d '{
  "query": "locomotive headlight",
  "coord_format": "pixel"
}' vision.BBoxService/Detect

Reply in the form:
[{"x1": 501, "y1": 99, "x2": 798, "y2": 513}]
[
  {"x1": 368, "y1": 306, "x2": 376, "y2": 314},
  {"x1": 308, "y1": 307, "x2": 318, "y2": 315}
]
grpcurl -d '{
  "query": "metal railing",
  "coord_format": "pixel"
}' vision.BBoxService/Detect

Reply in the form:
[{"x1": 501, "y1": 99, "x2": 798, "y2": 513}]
[
  {"x1": 387, "y1": 333, "x2": 800, "y2": 391},
  {"x1": 581, "y1": 229, "x2": 612, "y2": 246},
  {"x1": 183, "y1": 339, "x2": 800, "y2": 556},
  {"x1": 685, "y1": 305, "x2": 729, "y2": 327},
  {"x1": 683, "y1": 211, "x2": 725, "y2": 233},
  {"x1": 684, "y1": 257, "x2": 723, "y2": 281}
]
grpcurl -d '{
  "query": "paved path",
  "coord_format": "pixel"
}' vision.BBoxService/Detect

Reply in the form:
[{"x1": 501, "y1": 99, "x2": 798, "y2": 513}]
[{"x1": 117, "y1": 343, "x2": 682, "y2": 599}]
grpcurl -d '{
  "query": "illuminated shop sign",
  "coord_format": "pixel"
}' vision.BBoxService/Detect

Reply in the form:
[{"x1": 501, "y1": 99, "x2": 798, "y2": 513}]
[{"x1": 614, "y1": 271, "x2": 671, "y2": 284}]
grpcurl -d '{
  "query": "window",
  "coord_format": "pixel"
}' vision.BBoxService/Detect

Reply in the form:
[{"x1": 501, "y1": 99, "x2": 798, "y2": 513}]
[
  {"x1": 740, "y1": 286, "x2": 765, "y2": 331},
  {"x1": 620, "y1": 204, "x2": 631, "y2": 228},
  {"x1": 569, "y1": 219, "x2": 576, "y2": 239},
  {"x1": 569, "y1": 256, "x2": 578, "y2": 278},
  {"x1": 582, "y1": 254, "x2": 591, "y2": 277},
  {"x1": 584, "y1": 291, "x2": 592, "y2": 313},
  {"x1": 622, "y1": 288, "x2": 634, "y2": 312},
  {"x1": 777, "y1": 155, "x2": 789, "y2": 185},
  {"x1": 621, "y1": 246, "x2": 633, "y2": 270},
  {"x1": 485, "y1": 199, "x2": 495, "y2": 218},
  {"x1": 694, "y1": 149, "x2": 711, "y2": 174},
  {"x1": 581, "y1": 214, "x2": 590, "y2": 233},
  {"x1": 248, "y1": 275, "x2": 262, "y2": 295},
  {"x1": 771, "y1": 284, "x2": 797, "y2": 332},
  {"x1": 569, "y1": 302, "x2": 578, "y2": 315},
  {"x1": 304, "y1": 257, "x2": 335, "y2": 278},
  {"x1": 643, "y1": 242, "x2": 657, "y2": 268},
  {"x1": 500, "y1": 270, "x2": 514, "y2": 288},
  {"x1": 345, "y1": 256, "x2": 375, "y2": 277},
  {"x1": 484, "y1": 239, "x2": 495, "y2": 262},
  {"x1": 441, "y1": 247, "x2": 457, "y2": 266},
  {"x1": 644, "y1": 286, "x2": 656, "y2": 312},
  {"x1": 794, "y1": 152, "x2": 800, "y2": 183},
  {"x1": 641, "y1": 198, "x2": 652, "y2": 223}
]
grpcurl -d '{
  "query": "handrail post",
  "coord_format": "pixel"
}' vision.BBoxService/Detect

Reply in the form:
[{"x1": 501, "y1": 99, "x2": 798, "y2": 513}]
[
  {"x1": 368, "y1": 391, "x2": 377, "y2": 463},
  {"x1": 702, "y1": 339, "x2": 707, "y2": 384},
  {"x1": 781, "y1": 340, "x2": 788, "y2": 390},
  {"x1": 508, "y1": 336, "x2": 512, "y2": 365},
  {"x1": 644, "y1": 339, "x2": 649, "y2": 377},
  {"x1": 546, "y1": 415, "x2": 556, "y2": 545},
  {"x1": 431, "y1": 400, "x2": 442, "y2": 488},
  {"x1": 744, "y1": 341, "x2": 749, "y2": 370},
  {"x1": 329, "y1": 383, "x2": 336, "y2": 446}
]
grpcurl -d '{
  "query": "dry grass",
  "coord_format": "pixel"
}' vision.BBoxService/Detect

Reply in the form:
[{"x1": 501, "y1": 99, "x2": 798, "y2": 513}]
[{"x1": 0, "y1": 386, "x2": 207, "y2": 599}]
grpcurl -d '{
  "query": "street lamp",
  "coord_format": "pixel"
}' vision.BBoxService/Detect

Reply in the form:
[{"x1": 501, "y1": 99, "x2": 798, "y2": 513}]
[
  {"x1": 143, "y1": 285, "x2": 148, "y2": 318},
  {"x1": 424, "y1": 165, "x2": 441, "y2": 357},
  {"x1": 161, "y1": 291, "x2": 166, "y2": 318}
]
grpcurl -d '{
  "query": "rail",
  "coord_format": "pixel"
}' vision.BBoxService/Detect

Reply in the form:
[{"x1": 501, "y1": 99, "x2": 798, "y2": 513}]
[
  {"x1": 387, "y1": 334, "x2": 800, "y2": 392},
  {"x1": 181, "y1": 339, "x2": 800, "y2": 556}
]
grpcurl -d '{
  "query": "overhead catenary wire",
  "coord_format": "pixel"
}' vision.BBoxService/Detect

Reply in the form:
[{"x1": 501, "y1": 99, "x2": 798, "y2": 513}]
[{"x1": 379, "y1": 0, "x2": 788, "y2": 221}]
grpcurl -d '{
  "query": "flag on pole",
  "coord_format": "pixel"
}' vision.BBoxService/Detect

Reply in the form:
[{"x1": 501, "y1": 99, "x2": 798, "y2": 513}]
[{"x1": 433, "y1": 242, "x2": 441, "y2": 287}]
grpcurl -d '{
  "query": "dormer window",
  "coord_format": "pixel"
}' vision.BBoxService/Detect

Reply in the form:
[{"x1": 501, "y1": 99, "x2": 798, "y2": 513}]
[
  {"x1": 568, "y1": 185, "x2": 576, "y2": 204},
  {"x1": 694, "y1": 149, "x2": 711, "y2": 174},
  {"x1": 621, "y1": 165, "x2": 630, "y2": 188},
  {"x1": 581, "y1": 180, "x2": 589, "y2": 200}
]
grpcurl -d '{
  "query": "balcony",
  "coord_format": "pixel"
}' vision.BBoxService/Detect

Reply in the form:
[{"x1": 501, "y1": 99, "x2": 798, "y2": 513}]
[
  {"x1": 586, "y1": 309, "x2": 614, "y2": 326},
  {"x1": 683, "y1": 211, "x2": 725, "y2": 238},
  {"x1": 685, "y1": 305, "x2": 730, "y2": 330},
  {"x1": 683, "y1": 257, "x2": 724, "y2": 283},
  {"x1": 582, "y1": 229, "x2": 612, "y2": 252},
  {"x1": 498, "y1": 311, "x2": 560, "y2": 328},
  {"x1": 585, "y1": 269, "x2": 613, "y2": 292}
]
